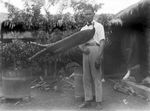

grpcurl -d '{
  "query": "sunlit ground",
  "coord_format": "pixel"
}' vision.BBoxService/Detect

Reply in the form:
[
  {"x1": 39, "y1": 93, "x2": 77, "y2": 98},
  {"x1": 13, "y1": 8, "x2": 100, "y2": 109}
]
[{"x1": 0, "y1": 80, "x2": 150, "y2": 111}]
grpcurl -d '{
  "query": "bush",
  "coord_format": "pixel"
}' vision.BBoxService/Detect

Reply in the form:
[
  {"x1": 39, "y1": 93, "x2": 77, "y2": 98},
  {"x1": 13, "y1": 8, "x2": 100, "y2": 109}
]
[{"x1": 2, "y1": 40, "x2": 41, "y2": 70}]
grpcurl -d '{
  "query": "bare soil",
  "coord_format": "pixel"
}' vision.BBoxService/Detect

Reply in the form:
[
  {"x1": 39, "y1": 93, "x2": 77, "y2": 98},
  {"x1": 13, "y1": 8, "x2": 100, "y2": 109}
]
[{"x1": 0, "y1": 79, "x2": 149, "y2": 111}]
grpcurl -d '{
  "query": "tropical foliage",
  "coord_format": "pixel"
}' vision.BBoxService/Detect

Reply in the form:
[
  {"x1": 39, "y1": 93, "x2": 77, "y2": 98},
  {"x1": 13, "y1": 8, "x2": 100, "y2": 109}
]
[{"x1": 1, "y1": 0, "x2": 113, "y2": 75}]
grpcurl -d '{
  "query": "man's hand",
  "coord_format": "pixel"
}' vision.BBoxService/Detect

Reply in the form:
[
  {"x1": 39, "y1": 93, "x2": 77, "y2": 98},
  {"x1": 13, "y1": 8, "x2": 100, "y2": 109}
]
[
  {"x1": 82, "y1": 48, "x2": 90, "y2": 55},
  {"x1": 95, "y1": 55, "x2": 103, "y2": 69}
]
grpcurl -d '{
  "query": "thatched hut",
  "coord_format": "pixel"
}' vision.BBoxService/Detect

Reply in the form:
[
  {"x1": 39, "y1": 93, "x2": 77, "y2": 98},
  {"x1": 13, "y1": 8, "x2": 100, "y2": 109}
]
[{"x1": 103, "y1": 0, "x2": 150, "y2": 81}]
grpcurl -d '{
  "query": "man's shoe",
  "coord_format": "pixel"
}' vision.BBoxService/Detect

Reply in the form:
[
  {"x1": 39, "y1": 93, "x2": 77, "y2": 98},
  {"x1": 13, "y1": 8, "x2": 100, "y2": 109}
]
[
  {"x1": 95, "y1": 102, "x2": 103, "y2": 110},
  {"x1": 79, "y1": 101, "x2": 92, "y2": 108}
]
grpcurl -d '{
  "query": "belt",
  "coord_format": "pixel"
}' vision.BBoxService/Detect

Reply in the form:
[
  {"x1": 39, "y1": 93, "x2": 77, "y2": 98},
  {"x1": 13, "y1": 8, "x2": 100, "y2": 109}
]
[{"x1": 84, "y1": 42, "x2": 100, "y2": 46}]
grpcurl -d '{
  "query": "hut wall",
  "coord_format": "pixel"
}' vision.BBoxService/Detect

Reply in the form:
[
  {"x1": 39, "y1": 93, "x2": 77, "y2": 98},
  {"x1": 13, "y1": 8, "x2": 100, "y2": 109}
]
[
  {"x1": 103, "y1": 24, "x2": 148, "y2": 80},
  {"x1": 103, "y1": 28, "x2": 127, "y2": 79}
]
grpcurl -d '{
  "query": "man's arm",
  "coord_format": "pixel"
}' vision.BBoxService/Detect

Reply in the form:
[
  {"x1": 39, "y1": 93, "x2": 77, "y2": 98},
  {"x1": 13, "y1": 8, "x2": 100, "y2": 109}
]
[
  {"x1": 97, "y1": 23, "x2": 105, "y2": 56},
  {"x1": 98, "y1": 39, "x2": 105, "y2": 57},
  {"x1": 95, "y1": 23, "x2": 105, "y2": 69},
  {"x1": 95, "y1": 39, "x2": 105, "y2": 69}
]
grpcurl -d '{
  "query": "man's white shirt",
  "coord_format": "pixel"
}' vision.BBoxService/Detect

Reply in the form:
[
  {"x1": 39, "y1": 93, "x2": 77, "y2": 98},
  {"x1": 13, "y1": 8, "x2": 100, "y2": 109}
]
[{"x1": 80, "y1": 20, "x2": 105, "y2": 44}]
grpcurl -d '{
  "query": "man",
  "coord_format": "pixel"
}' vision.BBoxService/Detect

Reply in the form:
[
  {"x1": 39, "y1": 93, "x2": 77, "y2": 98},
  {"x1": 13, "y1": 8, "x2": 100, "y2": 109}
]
[{"x1": 79, "y1": 6, "x2": 105, "y2": 109}]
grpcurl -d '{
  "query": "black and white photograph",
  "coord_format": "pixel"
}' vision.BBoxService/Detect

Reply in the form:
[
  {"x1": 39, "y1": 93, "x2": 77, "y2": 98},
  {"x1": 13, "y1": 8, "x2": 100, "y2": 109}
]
[{"x1": 0, "y1": 0, "x2": 150, "y2": 111}]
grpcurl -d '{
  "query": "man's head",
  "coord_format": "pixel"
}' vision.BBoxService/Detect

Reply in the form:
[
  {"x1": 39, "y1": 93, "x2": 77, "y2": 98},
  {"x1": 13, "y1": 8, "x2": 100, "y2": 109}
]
[{"x1": 83, "y1": 5, "x2": 95, "y2": 24}]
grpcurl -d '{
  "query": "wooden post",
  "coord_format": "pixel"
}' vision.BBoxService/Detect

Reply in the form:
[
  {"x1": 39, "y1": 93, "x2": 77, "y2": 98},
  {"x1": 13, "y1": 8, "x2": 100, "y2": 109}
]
[
  {"x1": 147, "y1": 9, "x2": 150, "y2": 77},
  {"x1": 0, "y1": 28, "x2": 3, "y2": 81},
  {"x1": 44, "y1": 67, "x2": 48, "y2": 77},
  {"x1": 146, "y1": 28, "x2": 150, "y2": 77},
  {"x1": 53, "y1": 61, "x2": 57, "y2": 79},
  {"x1": 44, "y1": 63, "x2": 48, "y2": 77}
]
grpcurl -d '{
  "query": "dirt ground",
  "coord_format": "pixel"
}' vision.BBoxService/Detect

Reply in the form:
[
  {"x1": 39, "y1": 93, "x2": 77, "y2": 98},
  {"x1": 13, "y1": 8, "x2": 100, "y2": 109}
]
[{"x1": 0, "y1": 79, "x2": 150, "y2": 111}]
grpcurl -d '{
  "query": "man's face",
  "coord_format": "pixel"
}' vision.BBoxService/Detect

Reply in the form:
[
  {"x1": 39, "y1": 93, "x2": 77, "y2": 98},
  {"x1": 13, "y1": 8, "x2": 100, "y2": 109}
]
[{"x1": 83, "y1": 9, "x2": 95, "y2": 23}]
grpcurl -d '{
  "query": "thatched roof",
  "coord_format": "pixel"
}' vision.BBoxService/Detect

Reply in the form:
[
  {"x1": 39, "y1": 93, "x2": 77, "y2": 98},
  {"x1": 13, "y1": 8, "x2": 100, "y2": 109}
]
[
  {"x1": 1, "y1": 20, "x2": 40, "y2": 33},
  {"x1": 103, "y1": 0, "x2": 150, "y2": 79},
  {"x1": 111, "y1": 0, "x2": 150, "y2": 29},
  {"x1": 0, "y1": 20, "x2": 36, "y2": 43}
]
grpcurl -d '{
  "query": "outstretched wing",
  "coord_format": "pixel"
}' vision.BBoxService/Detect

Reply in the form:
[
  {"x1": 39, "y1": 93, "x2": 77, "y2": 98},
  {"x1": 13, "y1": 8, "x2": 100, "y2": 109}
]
[{"x1": 29, "y1": 28, "x2": 95, "y2": 60}]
